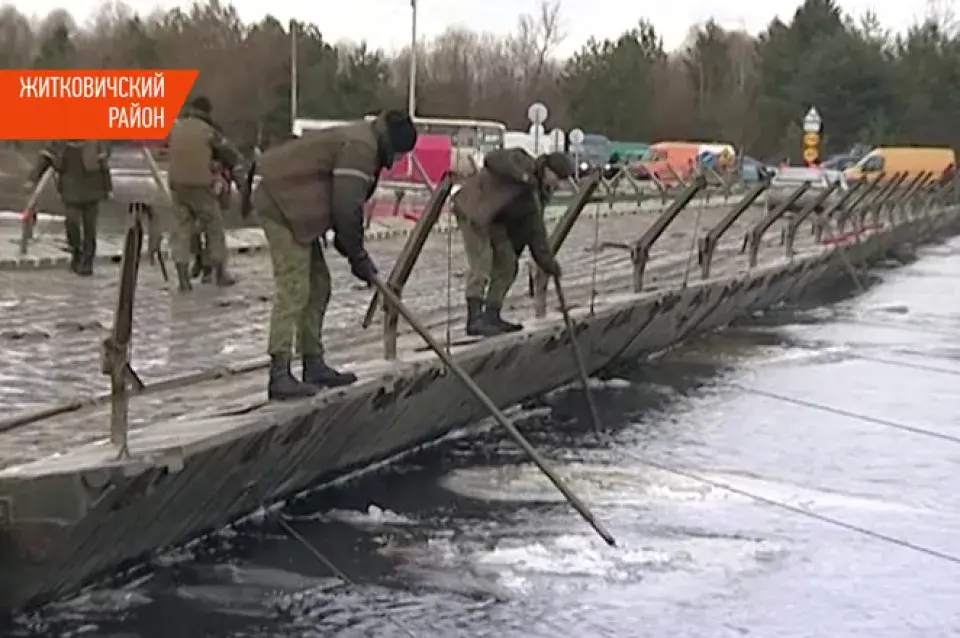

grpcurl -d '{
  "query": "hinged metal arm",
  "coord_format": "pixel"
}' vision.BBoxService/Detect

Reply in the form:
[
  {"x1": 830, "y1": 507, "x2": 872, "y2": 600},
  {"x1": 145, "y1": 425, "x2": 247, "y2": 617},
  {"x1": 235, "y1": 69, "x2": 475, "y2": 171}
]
[
  {"x1": 697, "y1": 179, "x2": 769, "y2": 279},
  {"x1": 630, "y1": 174, "x2": 707, "y2": 292},
  {"x1": 360, "y1": 174, "x2": 455, "y2": 360},
  {"x1": 532, "y1": 173, "x2": 602, "y2": 317},
  {"x1": 746, "y1": 181, "x2": 809, "y2": 267},
  {"x1": 784, "y1": 180, "x2": 840, "y2": 259},
  {"x1": 101, "y1": 202, "x2": 147, "y2": 459}
]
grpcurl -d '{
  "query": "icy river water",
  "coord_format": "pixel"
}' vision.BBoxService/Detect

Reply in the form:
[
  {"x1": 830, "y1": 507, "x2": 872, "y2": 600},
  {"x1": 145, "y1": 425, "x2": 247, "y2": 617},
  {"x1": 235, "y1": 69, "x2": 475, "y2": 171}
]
[{"x1": 8, "y1": 238, "x2": 960, "y2": 637}]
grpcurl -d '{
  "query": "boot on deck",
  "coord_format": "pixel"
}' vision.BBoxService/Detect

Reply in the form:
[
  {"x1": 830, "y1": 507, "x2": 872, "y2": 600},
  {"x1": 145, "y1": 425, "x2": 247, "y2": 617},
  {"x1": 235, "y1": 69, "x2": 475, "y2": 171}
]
[
  {"x1": 465, "y1": 297, "x2": 505, "y2": 337},
  {"x1": 175, "y1": 263, "x2": 193, "y2": 293},
  {"x1": 302, "y1": 354, "x2": 358, "y2": 388},
  {"x1": 484, "y1": 303, "x2": 523, "y2": 333},
  {"x1": 214, "y1": 263, "x2": 236, "y2": 287},
  {"x1": 268, "y1": 354, "x2": 318, "y2": 400}
]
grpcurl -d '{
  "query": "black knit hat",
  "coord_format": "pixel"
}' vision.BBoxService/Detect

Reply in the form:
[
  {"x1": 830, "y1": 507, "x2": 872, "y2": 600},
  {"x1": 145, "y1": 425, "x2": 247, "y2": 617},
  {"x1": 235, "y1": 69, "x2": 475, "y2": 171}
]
[
  {"x1": 539, "y1": 152, "x2": 575, "y2": 180},
  {"x1": 191, "y1": 96, "x2": 212, "y2": 114},
  {"x1": 382, "y1": 110, "x2": 417, "y2": 153}
]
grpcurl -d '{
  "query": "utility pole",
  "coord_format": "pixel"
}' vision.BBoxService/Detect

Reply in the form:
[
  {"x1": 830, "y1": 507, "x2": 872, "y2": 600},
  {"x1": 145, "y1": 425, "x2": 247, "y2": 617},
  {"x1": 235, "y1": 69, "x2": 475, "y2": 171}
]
[
  {"x1": 290, "y1": 19, "x2": 298, "y2": 128},
  {"x1": 408, "y1": 0, "x2": 417, "y2": 117}
]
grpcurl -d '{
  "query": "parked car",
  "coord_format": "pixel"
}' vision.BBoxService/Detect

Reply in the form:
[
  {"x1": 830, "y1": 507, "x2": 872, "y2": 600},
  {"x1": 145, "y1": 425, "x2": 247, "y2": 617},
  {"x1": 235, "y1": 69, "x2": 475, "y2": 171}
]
[
  {"x1": 821, "y1": 154, "x2": 859, "y2": 171},
  {"x1": 740, "y1": 156, "x2": 776, "y2": 182}
]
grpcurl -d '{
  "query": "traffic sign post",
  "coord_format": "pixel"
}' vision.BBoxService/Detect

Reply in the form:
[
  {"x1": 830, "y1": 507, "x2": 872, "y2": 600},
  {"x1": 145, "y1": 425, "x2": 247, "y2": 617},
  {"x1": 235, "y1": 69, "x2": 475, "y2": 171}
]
[
  {"x1": 569, "y1": 128, "x2": 585, "y2": 179},
  {"x1": 549, "y1": 128, "x2": 565, "y2": 153},
  {"x1": 527, "y1": 102, "x2": 548, "y2": 155},
  {"x1": 802, "y1": 107, "x2": 822, "y2": 167}
]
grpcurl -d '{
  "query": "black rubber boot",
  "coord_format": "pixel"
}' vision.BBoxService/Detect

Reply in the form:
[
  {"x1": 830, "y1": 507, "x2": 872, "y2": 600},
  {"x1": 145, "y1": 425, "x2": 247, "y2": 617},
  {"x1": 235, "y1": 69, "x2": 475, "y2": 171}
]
[
  {"x1": 175, "y1": 263, "x2": 193, "y2": 293},
  {"x1": 69, "y1": 251, "x2": 81, "y2": 274},
  {"x1": 189, "y1": 235, "x2": 204, "y2": 278},
  {"x1": 485, "y1": 303, "x2": 523, "y2": 332},
  {"x1": 201, "y1": 266, "x2": 213, "y2": 284},
  {"x1": 268, "y1": 354, "x2": 317, "y2": 400},
  {"x1": 79, "y1": 233, "x2": 96, "y2": 276},
  {"x1": 465, "y1": 297, "x2": 505, "y2": 337},
  {"x1": 75, "y1": 252, "x2": 93, "y2": 276},
  {"x1": 302, "y1": 354, "x2": 358, "y2": 388},
  {"x1": 214, "y1": 263, "x2": 236, "y2": 287}
]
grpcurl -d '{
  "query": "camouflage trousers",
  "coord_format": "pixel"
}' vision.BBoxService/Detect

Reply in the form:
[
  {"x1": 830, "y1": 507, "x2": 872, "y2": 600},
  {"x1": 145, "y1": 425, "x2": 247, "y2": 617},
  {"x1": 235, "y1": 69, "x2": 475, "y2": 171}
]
[
  {"x1": 63, "y1": 201, "x2": 99, "y2": 262},
  {"x1": 455, "y1": 208, "x2": 519, "y2": 306},
  {"x1": 170, "y1": 185, "x2": 227, "y2": 266},
  {"x1": 257, "y1": 190, "x2": 331, "y2": 356}
]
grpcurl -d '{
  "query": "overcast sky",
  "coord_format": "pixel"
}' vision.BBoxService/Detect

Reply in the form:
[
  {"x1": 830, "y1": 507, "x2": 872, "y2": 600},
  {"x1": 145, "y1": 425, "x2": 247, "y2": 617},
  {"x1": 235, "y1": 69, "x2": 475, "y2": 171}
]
[{"x1": 11, "y1": 0, "x2": 944, "y2": 54}]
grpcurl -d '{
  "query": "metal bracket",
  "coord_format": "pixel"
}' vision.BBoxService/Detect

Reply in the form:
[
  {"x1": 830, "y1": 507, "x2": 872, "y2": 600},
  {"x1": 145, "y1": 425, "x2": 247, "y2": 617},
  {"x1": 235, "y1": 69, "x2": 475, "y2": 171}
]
[
  {"x1": 697, "y1": 180, "x2": 769, "y2": 279},
  {"x1": 746, "y1": 182, "x2": 809, "y2": 267},
  {"x1": 360, "y1": 174, "x2": 455, "y2": 360},
  {"x1": 818, "y1": 177, "x2": 878, "y2": 242},
  {"x1": 857, "y1": 172, "x2": 907, "y2": 230},
  {"x1": 19, "y1": 167, "x2": 54, "y2": 256},
  {"x1": 631, "y1": 174, "x2": 707, "y2": 292},
  {"x1": 833, "y1": 173, "x2": 890, "y2": 235},
  {"x1": 784, "y1": 180, "x2": 840, "y2": 259},
  {"x1": 886, "y1": 172, "x2": 930, "y2": 225},
  {"x1": 532, "y1": 173, "x2": 602, "y2": 317},
  {"x1": 102, "y1": 203, "x2": 146, "y2": 459}
]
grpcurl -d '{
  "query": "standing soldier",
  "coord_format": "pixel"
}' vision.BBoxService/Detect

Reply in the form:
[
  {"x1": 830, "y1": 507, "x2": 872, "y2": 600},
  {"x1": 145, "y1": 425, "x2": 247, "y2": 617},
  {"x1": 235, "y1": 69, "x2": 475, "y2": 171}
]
[
  {"x1": 25, "y1": 140, "x2": 111, "y2": 276},
  {"x1": 253, "y1": 110, "x2": 417, "y2": 400},
  {"x1": 189, "y1": 159, "x2": 232, "y2": 283},
  {"x1": 451, "y1": 148, "x2": 572, "y2": 336},
  {"x1": 166, "y1": 95, "x2": 243, "y2": 292}
]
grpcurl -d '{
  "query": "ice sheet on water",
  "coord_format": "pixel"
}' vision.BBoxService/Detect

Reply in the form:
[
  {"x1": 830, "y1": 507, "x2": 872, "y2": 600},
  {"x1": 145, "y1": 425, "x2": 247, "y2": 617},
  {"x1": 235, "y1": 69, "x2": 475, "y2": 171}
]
[
  {"x1": 287, "y1": 503, "x2": 417, "y2": 527},
  {"x1": 387, "y1": 527, "x2": 789, "y2": 601},
  {"x1": 440, "y1": 463, "x2": 931, "y2": 516},
  {"x1": 543, "y1": 376, "x2": 631, "y2": 400}
]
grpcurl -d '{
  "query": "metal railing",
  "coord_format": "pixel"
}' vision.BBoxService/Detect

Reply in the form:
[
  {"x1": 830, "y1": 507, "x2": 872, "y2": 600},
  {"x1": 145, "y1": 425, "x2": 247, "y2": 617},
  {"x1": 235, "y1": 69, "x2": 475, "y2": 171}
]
[{"x1": 6, "y1": 155, "x2": 960, "y2": 458}]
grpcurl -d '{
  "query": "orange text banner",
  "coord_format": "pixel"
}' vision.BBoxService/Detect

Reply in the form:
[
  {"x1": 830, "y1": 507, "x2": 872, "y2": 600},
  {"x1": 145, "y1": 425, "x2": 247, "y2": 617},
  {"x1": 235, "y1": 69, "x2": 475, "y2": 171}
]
[{"x1": 0, "y1": 70, "x2": 198, "y2": 141}]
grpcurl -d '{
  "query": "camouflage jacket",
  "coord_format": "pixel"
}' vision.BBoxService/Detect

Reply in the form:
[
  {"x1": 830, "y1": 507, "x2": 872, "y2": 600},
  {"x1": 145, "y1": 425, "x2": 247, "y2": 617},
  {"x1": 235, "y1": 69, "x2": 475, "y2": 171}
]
[
  {"x1": 167, "y1": 108, "x2": 242, "y2": 188},
  {"x1": 29, "y1": 140, "x2": 112, "y2": 206},
  {"x1": 452, "y1": 147, "x2": 555, "y2": 265},
  {"x1": 254, "y1": 119, "x2": 393, "y2": 244}
]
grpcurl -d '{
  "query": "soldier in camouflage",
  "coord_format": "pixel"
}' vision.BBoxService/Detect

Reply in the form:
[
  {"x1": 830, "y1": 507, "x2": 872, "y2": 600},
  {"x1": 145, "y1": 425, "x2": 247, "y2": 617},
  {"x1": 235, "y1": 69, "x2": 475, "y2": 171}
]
[
  {"x1": 253, "y1": 110, "x2": 417, "y2": 400},
  {"x1": 26, "y1": 140, "x2": 112, "y2": 276},
  {"x1": 189, "y1": 160, "x2": 232, "y2": 283},
  {"x1": 451, "y1": 149, "x2": 572, "y2": 336},
  {"x1": 166, "y1": 96, "x2": 244, "y2": 292}
]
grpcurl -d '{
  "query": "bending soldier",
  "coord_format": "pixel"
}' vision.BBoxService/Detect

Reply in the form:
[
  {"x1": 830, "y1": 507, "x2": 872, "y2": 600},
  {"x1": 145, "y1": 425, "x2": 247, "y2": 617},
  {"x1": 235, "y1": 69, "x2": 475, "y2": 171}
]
[
  {"x1": 166, "y1": 96, "x2": 243, "y2": 292},
  {"x1": 253, "y1": 110, "x2": 417, "y2": 400},
  {"x1": 452, "y1": 149, "x2": 573, "y2": 336},
  {"x1": 26, "y1": 140, "x2": 112, "y2": 276}
]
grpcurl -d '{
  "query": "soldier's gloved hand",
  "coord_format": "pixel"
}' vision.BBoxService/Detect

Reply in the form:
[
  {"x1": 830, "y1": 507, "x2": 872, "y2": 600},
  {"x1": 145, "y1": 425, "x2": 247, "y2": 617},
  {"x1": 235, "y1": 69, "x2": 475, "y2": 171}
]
[
  {"x1": 349, "y1": 251, "x2": 378, "y2": 284},
  {"x1": 542, "y1": 259, "x2": 562, "y2": 279}
]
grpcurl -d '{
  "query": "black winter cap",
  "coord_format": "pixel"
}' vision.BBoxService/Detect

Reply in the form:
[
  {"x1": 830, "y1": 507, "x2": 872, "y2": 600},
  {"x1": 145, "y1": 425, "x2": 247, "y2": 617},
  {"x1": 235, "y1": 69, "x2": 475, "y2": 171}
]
[
  {"x1": 539, "y1": 152, "x2": 575, "y2": 180},
  {"x1": 382, "y1": 110, "x2": 417, "y2": 153},
  {"x1": 191, "y1": 96, "x2": 212, "y2": 114}
]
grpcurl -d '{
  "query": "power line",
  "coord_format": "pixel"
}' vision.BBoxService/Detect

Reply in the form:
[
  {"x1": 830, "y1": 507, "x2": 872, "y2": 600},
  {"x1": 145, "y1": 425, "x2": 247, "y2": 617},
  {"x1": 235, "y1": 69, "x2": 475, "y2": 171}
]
[
  {"x1": 618, "y1": 451, "x2": 960, "y2": 566},
  {"x1": 731, "y1": 383, "x2": 960, "y2": 446}
]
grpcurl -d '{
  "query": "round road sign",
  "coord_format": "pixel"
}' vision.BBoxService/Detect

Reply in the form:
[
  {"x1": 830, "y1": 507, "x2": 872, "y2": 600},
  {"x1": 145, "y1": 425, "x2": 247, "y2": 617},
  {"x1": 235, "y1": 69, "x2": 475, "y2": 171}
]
[
  {"x1": 803, "y1": 132, "x2": 820, "y2": 147},
  {"x1": 527, "y1": 102, "x2": 548, "y2": 125},
  {"x1": 569, "y1": 128, "x2": 585, "y2": 146},
  {"x1": 802, "y1": 147, "x2": 819, "y2": 163}
]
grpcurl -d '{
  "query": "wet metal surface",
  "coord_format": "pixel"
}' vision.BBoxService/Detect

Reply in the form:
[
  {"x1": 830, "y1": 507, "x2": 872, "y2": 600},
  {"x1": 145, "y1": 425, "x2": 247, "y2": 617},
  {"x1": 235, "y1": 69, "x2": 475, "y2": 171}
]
[
  {"x1": 0, "y1": 203, "x2": 779, "y2": 467},
  {"x1": 7, "y1": 239, "x2": 960, "y2": 636}
]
